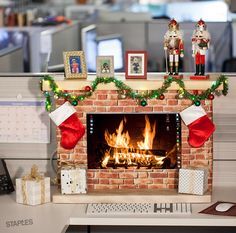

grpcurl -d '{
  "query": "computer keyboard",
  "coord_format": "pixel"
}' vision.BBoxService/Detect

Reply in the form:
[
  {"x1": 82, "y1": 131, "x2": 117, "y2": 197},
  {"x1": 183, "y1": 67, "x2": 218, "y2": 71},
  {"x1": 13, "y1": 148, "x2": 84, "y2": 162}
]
[{"x1": 86, "y1": 203, "x2": 192, "y2": 216}]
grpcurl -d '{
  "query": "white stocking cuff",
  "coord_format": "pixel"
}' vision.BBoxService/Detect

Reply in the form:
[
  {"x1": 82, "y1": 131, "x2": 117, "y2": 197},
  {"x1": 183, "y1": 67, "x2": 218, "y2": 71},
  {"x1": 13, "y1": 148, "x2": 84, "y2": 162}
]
[{"x1": 49, "y1": 101, "x2": 76, "y2": 126}]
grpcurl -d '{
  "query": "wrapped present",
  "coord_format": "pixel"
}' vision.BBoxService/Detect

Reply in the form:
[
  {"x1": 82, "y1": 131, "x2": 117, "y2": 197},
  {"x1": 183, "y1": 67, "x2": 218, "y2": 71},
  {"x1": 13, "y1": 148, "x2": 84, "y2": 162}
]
[
  {"x1": 16, "y1": 165, "x2": 50, "y2": 205},
  {"x1": 178, "y1": 167, "x2": 208, "y2": 195},
  {"x1": 61, "y1": 166, "x2": 87, "y2": 194}
]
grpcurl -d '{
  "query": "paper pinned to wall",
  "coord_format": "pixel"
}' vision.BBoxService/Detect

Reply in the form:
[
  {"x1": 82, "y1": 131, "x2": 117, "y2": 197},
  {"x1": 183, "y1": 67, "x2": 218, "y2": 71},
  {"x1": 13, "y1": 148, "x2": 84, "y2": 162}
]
[{"x1": 0, "y1": 99, "x2": 50, "y2": 143}]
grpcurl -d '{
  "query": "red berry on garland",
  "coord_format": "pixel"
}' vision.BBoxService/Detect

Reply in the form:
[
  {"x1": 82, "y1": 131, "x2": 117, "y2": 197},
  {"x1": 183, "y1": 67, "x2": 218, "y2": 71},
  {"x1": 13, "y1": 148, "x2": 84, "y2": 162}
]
[
  {"x1": 193, "y1": 90, "x2": 198, "y2": 95},
  {"x1": 159, "y1": 94, "x2": 165, "y2": 100},
  {"x1": 85, "y1": 86, "x2": 92, "y2": 92},
  {"x1": 208, "y1": 94, "x2": 214, "y2": 100}
]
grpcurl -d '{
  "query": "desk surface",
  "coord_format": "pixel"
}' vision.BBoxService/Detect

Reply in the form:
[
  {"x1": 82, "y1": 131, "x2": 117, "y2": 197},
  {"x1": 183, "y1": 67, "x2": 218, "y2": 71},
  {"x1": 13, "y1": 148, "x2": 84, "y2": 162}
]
[
  {"x1": 0, "y1": 186, "x2": 236, "y2": 233},
  {"x1": 69, "y1": 186, "x2": 236, "y2": 227}
]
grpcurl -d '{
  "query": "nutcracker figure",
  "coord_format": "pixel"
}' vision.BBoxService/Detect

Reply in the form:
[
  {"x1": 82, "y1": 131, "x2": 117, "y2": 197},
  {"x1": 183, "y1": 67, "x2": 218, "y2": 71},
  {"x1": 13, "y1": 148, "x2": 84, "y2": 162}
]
[
  {"x1": 192, "y1": 19, "x2": 211, "y2": 76},
  {"x1": 164, "y1": 19, "x2": 184, "y2": 76}
]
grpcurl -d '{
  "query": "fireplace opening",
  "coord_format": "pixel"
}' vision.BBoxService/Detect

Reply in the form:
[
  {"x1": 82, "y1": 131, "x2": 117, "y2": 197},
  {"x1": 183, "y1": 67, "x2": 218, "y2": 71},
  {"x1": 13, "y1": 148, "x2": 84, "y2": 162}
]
[{"x1": 87, "y1": 113, "x2": 181, "y2": 169}]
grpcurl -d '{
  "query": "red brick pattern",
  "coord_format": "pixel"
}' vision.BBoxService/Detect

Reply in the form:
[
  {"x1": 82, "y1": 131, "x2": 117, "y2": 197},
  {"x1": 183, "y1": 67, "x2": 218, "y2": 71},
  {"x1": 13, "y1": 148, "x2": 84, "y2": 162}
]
[{"x1": 57, "y1": 91, "x2": 213, "y2": 192}]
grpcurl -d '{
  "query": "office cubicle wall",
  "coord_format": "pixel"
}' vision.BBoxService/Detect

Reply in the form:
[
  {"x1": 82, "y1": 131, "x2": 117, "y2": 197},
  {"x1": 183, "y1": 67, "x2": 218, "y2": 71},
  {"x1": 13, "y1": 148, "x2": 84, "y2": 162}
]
[
  {"x1": 213, "y1": 75, "x2": 236, "y2": 187},
  {"x1": 97, "y1": 23, "x2": 146, "y2": 46},
  {"x1": 0, "y1": 47, "x2": 24, "y2": 72},
  {"x1": 0, "y1": 75, "x2": 57, "y2": 181},
  {"x1": 47, "y1": 22, "x2": 80, "y2": 68},
  {"x1": 146, "y1": 21, "x2": 167, "y2": 72},
  {"x1": 96, "y1": 22, "x2": 147, "y2": 50}
]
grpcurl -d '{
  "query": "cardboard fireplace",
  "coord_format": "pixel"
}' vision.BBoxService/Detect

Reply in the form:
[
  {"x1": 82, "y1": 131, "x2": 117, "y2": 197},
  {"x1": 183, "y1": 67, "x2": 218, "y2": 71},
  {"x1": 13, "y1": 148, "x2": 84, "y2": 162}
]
[{"x1": 42, "y1": 74, "x2": 225, "y2": 203}]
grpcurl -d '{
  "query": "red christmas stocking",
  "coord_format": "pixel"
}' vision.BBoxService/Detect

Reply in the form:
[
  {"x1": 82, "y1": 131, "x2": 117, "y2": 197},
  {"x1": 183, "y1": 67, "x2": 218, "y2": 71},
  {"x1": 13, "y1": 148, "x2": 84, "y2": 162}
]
[
  {"x1": 49, "y1": 102, "x2": 85, "y2": 150},
  {"x1": 180, "y1": 105, "x2": 215, "y2": 148}
]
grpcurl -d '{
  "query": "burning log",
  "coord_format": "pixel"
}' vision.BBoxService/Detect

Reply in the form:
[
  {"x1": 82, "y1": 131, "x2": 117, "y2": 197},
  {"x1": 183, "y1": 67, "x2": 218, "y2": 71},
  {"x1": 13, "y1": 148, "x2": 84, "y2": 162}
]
[
  {"x1": 99, "y1": 144, "x2": 168, "y2": 169},
  {"x1": 99, "y1": 144, "x2": 166, "y2": 157}
]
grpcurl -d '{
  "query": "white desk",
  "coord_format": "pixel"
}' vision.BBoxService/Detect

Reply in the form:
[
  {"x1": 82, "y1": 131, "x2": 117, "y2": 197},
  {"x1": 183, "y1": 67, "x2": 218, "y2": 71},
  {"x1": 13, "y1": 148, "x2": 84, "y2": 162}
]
[
  {"x1": 0, "y1": 186, "x2": 236, "y2": 233},
  {"x1": 69, "y1": 186, "x2": 236, "y2": 227}
]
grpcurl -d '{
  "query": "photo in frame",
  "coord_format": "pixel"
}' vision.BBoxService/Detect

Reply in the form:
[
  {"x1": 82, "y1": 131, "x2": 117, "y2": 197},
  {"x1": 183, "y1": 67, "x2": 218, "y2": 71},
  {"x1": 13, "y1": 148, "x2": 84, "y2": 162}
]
[
  {"x1": 63, "y1": 51, "x2": 87, "y2": 79},
  {"x1": 96, "y1": 56, "x2": 114, "y2": 77},
  {"x1": 125, "y1": 51, "x2": 147, "y2": 79}
]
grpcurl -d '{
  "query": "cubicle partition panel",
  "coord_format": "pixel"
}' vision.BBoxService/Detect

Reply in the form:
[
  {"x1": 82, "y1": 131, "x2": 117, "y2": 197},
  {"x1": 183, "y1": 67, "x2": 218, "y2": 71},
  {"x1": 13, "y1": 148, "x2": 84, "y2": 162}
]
[
  {"x1": 55, "y1": 77, "x2": 213, "y2": 198},
  {"x1": 47, "y1": 22, "x2": 80, "y2": 68},
  {"x1": 96, "y1": 22, "x2": 147, "y2": 52},
  {"x1": 0, "y1": 47, "x2": 24, "y2": 72}
]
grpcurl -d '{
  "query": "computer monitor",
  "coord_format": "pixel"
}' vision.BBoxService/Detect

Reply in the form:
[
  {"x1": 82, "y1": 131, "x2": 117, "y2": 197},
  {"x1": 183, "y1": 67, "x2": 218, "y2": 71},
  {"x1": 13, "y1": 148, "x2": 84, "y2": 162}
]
[
  {"x1": 81, "y1": 24, "x2": 97, "y2": 72},
  {"x1": 97, "y1": 34, "x2": 124, "y2": 72},
  {"x1": 82, "y1": 25, "x2": 124, "y2": 72}
]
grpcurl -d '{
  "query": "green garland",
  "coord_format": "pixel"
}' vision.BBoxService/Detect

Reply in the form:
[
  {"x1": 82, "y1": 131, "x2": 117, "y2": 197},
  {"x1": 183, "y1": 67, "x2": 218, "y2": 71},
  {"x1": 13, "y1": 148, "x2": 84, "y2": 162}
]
[{"x1": 40, "y1": 75, "x2": 228, "y2": 112}]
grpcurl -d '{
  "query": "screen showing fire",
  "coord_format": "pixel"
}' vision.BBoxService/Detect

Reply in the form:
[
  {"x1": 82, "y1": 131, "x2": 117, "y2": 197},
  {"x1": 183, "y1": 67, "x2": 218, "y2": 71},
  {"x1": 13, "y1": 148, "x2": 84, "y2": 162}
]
[{"x1": 87, "y1": 113, "x2": 181, "y2": 169}]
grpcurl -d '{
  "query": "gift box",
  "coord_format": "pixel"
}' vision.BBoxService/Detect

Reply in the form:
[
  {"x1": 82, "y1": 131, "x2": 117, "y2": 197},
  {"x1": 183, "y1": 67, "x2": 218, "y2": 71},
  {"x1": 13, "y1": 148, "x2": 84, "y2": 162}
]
[
  {"x1": 61, "y1": 167, "x2": 87, "y2": 194},
  {"x1": 16, "y1": 165, "x2": 50, "y2": 205},
  {"x1": 178, "y1": 167, "x2": 208, "y2": 195}
]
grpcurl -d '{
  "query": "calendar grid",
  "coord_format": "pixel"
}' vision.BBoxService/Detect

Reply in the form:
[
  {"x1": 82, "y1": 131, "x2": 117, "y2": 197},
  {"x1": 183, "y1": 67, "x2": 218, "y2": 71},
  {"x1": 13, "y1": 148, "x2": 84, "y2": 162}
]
[{"x1": 0, "y1": 100, "x2": 50, "y2": 143}]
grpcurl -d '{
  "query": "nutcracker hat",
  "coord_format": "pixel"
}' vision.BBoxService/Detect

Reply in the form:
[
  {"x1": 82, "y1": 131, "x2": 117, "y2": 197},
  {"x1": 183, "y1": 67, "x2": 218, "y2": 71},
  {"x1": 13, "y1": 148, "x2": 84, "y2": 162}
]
[
  {"x1": 168, "y1": 19, "x2": 179, "y2": 31},
  {"x1": 196, "y1": 19, "x2": 207, "y2": 29}
]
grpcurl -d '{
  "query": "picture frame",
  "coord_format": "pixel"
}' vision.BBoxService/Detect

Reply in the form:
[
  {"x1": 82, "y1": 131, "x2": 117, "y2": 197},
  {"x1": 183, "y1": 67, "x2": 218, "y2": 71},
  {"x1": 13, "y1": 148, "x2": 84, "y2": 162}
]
[
  {"x1": 63, "y1": 51, "x2": 87, "y2": 79},
  {"x1": 96, "y1": 56, "x2": 114, "y2": 78},
  {"x1": 125, "y1": 51, "x2": 147, "y2": 79}
]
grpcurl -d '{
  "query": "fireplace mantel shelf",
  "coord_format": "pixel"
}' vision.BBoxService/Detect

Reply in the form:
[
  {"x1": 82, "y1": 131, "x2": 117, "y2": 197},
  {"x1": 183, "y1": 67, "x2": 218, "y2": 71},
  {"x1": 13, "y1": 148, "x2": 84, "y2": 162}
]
[
  {"x1": 53, "y1": 189, "x2": 211, "y2": 204},
  {"x1": 42, "y1": 73, "x2": 223, "y2": 91}
]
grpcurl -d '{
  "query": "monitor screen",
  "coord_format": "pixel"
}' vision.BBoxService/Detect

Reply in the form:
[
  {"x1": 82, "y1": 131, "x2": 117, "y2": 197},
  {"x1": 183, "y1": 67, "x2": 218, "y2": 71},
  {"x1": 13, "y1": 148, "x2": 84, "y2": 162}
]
[
  {"x1": 97, "y1": 35, "x2": 124, "y2": 71},
  {"x1": 81, "y1": 24, "x2": 97, "y2": 72},
  {"x1": 87, "y1": 113, "x2": 181, "y2": 169}
]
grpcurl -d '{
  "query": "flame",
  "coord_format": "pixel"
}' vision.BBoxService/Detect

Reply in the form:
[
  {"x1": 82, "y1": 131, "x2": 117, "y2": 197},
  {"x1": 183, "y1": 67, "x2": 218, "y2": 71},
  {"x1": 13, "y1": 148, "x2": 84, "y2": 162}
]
[
  {"x1": 102, "y1": 115, "x2": 167, "y2": 169},
  {"x1": 104, "y1": 117, "x2": 130, "y2": 148},
  {"x1": 137, "y1": 115, "x2": 156, "y2": 150},
  {"x1": 101, "y1": 150, "x2": 111, "y2": 168}
]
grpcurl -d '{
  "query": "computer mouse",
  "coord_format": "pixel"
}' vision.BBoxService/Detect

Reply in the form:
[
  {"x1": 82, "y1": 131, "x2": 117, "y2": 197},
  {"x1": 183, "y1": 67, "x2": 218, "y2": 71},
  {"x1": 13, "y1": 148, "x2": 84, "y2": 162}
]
[{"x1": 215, "y1": 203, "x2": 234, "y2": 212}]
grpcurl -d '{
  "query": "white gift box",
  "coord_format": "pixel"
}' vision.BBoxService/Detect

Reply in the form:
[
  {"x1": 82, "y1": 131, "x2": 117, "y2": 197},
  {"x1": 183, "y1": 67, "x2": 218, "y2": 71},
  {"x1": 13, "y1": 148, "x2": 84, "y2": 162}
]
[
  {"x1": 16, "y1": 177, "x2": 50, "y2": 205},
  {"x1": 178, "y1": 168, "x2": 208, "y2": 195},
  {"x1": 61, "y1": 168, "x2": 87, "y2": 194}
]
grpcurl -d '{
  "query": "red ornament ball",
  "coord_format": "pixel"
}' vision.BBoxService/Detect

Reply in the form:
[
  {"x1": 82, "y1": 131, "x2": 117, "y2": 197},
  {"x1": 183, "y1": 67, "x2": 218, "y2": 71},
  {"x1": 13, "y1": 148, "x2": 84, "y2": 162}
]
[
  {"x1": 208, "y1": 94, "x2": 215, "y2": 100},
  {"x1": 159, "y1": 94, "x2": 165, "y2": 100},
  {"x1": 85, "y1": 86, "x2": 92, "y2": 92},
  {"x1": 193, "y1": 90, "x2": 199, "y2": 95}
]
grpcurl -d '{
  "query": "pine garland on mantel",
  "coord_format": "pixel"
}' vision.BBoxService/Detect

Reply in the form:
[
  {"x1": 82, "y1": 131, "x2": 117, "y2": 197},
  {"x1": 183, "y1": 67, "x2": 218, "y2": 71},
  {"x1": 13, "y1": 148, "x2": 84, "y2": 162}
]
[{"x1": 40, "y1": 75, "x2": 228, "y2": 112}]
